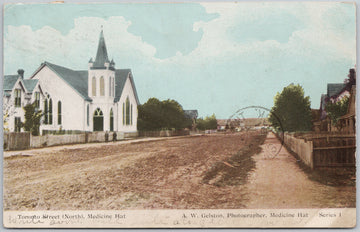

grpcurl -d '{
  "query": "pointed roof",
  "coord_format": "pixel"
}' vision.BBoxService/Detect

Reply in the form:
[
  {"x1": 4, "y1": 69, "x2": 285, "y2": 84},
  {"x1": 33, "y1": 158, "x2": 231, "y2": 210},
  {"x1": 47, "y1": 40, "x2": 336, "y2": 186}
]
[
  {"x1": 3, "y1": 75, "x2": 19, "y2": 91},
  {"x1": 93, "y1": 30, "x2": 110, "y2": 68},
  {"x1": 23, "y1": 79, "x2": 39, "y2": 92}
]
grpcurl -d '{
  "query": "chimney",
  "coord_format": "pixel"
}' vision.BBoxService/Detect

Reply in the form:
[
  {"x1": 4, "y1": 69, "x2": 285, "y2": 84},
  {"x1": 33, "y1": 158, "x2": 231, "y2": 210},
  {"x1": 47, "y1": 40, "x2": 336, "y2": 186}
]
[{"x1": 17, "y1": 69, "x2": 24, "y2": 79}]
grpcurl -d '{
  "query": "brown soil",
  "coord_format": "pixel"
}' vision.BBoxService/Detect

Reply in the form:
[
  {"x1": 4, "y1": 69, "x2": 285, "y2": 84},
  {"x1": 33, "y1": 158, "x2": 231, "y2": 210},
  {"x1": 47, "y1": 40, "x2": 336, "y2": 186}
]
[{"x1": 3, "y1": 131, "x2": 355, "y2": 211}]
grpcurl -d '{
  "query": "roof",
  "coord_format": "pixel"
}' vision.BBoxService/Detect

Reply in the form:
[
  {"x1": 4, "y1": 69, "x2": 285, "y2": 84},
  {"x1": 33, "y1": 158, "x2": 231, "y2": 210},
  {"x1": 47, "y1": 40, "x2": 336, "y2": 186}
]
[
  {"x1": 327, "y1": 83, "x2": 346, "y2": 97},
  {"x1": 23, "y1": 79, "x2": 39, "y2": 92},
  {"x1": 184, "y1": 110, "x2": 198, "y2": 119},
  {"x1": 32, "y1": 61, "x2": 139, "y2": 104},
  {"x1": 92, "y1": 30, "x2": 110, "y2": 69},
  {"x1": 43, "y1": 62, "x2": 92, "y2": 101},
  {"x1": 3, "y1": 75, "x2": 19, "y2": 91},
  {"x1": 114, "y1": 69, "x2": 140, "y2": 104}
]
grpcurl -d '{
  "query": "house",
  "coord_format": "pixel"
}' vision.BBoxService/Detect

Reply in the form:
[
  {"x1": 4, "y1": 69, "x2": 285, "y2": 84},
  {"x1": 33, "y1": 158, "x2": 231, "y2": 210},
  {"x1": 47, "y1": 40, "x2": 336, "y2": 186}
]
[
  {"x1": 3, "y1": 30, "x2": 139, "y2": 134},
  {"x1": 315, "y1": 68, "x2": 356, "y2": 133}
]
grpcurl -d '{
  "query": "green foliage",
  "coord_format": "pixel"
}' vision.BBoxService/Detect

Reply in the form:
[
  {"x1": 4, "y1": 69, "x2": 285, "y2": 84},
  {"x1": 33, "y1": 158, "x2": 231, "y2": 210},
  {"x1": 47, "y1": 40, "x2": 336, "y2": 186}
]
[
  {"x1": 197, "y1": 114, "x2": 218, "y2": 130},
  {"x1": 269, "y1": 84, "x2": 312, "y2": 132},
  {"x1": 137, "y1": 97, "x2": 191, "y2": 131},
  {"x1": 23, "y1": 102, "x2": 42, "y2": 136},
  {"x1": 325, "y1": 97, "x2": 349, "y2": 126}
]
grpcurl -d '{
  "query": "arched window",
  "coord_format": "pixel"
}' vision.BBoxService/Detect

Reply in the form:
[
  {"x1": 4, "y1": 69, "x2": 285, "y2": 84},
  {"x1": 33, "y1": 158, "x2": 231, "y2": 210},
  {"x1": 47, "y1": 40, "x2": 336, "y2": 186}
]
[
  {"x1": 126, "y1": 97, "x2": 130, "y2": 125},
  {"x1": 122, "y1": 102, "x2": 125, "y2": 125},
  {"x1": 49, "y1": 99, "x2": 53, "y2": 125},
  {"x1": 110, "y1": 108, "x2": 114, "y2": 131},
  {"x1": 57, "y1": 101, "x2": 62, "y2": 125},
  {"x1": 44, "y1": 96, "x2": 53, "y2": 125},
  {"x1": 44, "y1": 99, "x2": 48, "y2": 124},
  {"x1": 109, "y1": 77, "x2": 112, "y2": 97},
  {"x1": 100, "y1": 76, "x2": 105, "y2": 96},
  {"x1": 131, "y1": 104, "x2": 133, "y2": 125},
  {"x1": 87, "y1": 104, "x2": 89, "y2": 126},
  {"x1": 92, "y1": 77, "x2": 96, "y2": 96},
  {"x1": 93, "y1": 108, "x2": 104, "y2": 131}
]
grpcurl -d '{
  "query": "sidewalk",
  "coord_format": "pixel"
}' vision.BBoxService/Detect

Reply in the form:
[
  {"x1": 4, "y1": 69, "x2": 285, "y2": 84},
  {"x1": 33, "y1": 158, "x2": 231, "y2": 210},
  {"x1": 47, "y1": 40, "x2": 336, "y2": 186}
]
[
  {"x1": 3, "y1": 134, "x2": 203, "y2": 158},
  {"x1": 244, "y1": 132, "x2": 355, "y2": 208}
]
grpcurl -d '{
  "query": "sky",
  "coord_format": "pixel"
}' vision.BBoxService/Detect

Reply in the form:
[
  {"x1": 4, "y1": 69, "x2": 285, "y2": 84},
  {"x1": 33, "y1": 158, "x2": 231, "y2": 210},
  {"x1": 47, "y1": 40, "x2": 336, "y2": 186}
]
[{"x1": 3, "y1": 2, "x2": 356, "y2": 119}]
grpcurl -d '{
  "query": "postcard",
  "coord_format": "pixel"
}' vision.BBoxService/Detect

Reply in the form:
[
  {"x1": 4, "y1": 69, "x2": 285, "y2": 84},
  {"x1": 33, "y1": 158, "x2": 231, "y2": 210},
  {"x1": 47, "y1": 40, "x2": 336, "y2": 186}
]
[{"x1": 2, "y1": 1, "x2": 356, "y2": 228}]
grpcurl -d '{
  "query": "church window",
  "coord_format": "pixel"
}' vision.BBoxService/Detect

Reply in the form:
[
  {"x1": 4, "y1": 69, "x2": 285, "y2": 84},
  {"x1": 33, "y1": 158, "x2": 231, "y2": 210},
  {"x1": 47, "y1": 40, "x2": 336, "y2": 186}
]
[
  {"x1": 57, "y1": 101, "x2": 62, "y2": 125},
  {"x1": 100, "y1": 76, "x2": 105, "y2": 96},
  {"x1": 109, "y1": 77, "x2": 112, "y2": 97},
  {"x1": 44, "y1": 96, "x2": 53, "y2": 125},
  {"x1": 126, "y1": 97, "x2": 130, "y2": 125},
  {"x1": 48, "y1": 98, "x2": 53, "y2": 125},
  {"x1": 14, "y1": 89, "x2": 21, "y2": 107},
  {"x1": 122, "y1": 103, "x2": 125, "y2": 125},
  {"x1": 110, "y1": 108, "x2": 114, "y2": 131},
  {"x1": 92, "y1": 77, "x2": 96, "y2": 96},
  {"x1": 131, "y1": 104, "x2": 133, "y2": 125},
  {"x1": 44, "y1": 99, "x2": 48, "y2": 124},
  {"x1": 87, "y1": 104, "x2": 89, "y2": 126},
  {"x1": 34, "y1": 92, "x2": 40, "y2": 109}
]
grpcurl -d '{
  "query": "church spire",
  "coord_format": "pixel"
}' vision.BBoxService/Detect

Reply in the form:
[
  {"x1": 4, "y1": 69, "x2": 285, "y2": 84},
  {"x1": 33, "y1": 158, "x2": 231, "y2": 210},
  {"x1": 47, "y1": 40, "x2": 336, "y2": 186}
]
[{"x1": 93, "y1": 28, "x2": 110, "y2": 68}]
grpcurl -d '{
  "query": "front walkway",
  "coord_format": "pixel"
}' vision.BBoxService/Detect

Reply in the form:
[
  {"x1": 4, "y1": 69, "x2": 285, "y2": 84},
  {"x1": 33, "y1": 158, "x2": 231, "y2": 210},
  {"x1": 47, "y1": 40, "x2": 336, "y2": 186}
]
[{"x1": 244, "y1": 133, "x2": 355, "y2": 208}]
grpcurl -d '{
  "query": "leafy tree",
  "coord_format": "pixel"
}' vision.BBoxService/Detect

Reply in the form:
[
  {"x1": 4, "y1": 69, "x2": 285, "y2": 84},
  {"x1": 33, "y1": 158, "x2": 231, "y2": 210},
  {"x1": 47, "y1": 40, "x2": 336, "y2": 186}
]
[
  {"x1": 269, "y1": 84, "x2": 312, "y2": 132},
  {"x1": 197, "y1": 114, "x2": 218, "y2": 130},
  {"x1": 137, "y1": 98, "x2": 191, "y2": 131},
  {"x1": 23, "y1": 102, "x2": 43, "y2": 135},
  {"x1": 325, "y1": 96, "x2": 349, "y2": 129}
]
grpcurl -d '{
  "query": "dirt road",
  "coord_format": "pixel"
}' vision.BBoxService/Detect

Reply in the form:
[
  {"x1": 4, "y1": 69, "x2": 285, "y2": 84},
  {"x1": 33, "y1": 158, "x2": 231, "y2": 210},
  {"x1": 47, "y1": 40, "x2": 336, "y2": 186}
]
[
  {"x1": 244, "y1": 133, "x2": 355, "y2": 208},
  {"x1": 3, "y1": 131, "x2": 355, "y2": 210}
]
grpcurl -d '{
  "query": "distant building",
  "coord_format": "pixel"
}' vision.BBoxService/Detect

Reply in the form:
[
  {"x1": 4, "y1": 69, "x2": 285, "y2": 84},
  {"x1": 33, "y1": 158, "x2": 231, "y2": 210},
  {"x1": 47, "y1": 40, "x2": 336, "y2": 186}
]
[
  {"x1": 315, "y1": 68, "x2": 356, "y2": 133},
  {"x1": 3, "y1": 30, "x2": 139, "y2": 134},
  {"x1": 184, "y1": 110, "x2": 198, "y2": 130}
]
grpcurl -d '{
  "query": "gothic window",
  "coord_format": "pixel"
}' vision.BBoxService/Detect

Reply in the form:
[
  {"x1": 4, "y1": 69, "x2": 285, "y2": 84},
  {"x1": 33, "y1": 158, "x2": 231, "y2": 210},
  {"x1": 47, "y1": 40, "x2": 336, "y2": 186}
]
[
  {"x1": 92, "y1": 77, "x2": 96, "y2": 96},
  {"x1": 48, "y1": 98, "x2": 53, "y2": 125},
  {"x1": 122, "y1": 102, "x2": 125, "y2": 125},
  {"x1": 44, "y1": 96, "x2": 53, "y2": 125},
  {"x1": 100, "y1": 76, "x2": 105, "y2": 96},
  {"x1": 14, "y1": 89, "x2": 21, "y2": 107},
  {"x1": 109, "y1": 77, "x2": 112, "y2": 97},
  {"x1": 34, "y1": 92, "x2": 40, "y2": 108},
  {"x1": 110, "y1": 108, "x2": 114, "y2": 131},
  {"x1": 87, "y1": 104, "x2": 89, "y2": 126},
  {"x1": 57, "y1": 101, "x2": 62, "y2": 125},
  {"x1": 126, "y1": 97, "x2": 130, "y2": 125},
  {"x1": 131, "y1": 104, "x2": 133, "y2": 125}
]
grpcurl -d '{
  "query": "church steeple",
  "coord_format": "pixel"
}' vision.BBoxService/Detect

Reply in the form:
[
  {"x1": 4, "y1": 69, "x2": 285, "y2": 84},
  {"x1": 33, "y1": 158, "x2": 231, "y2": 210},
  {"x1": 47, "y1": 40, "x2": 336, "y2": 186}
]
[{"x1": 93, "y1": 29, "x2": 110, "y2": 68}]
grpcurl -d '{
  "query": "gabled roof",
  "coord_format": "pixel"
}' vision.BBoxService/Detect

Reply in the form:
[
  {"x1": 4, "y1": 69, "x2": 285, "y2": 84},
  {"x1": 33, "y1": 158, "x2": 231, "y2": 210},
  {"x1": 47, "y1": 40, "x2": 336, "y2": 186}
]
[
  {"x1": 3, "y1": 75, "x2": 19, "y2": 91},
  {"x1": 327, "y1": 83, "x2": 346, "y2": 97},
  {"x1": 39, "y1": 62, "x2": 92, "y2": 101},
  {"x1": 23, "y1": 79, "x2": 39, "y2": 92},
  {"x1": 93, "y1": 30, "x2": 109, "y2": 69},
  {"x1": 114, "y1": 69, "x2": 140, "y2": 104},
  {"x1": 31, "y1": 61, "x2": 139, "y2": 104}
]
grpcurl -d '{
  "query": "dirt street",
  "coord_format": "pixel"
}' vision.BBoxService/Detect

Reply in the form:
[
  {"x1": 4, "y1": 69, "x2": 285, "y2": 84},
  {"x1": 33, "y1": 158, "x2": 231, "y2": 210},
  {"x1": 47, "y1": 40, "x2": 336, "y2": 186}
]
[{"x1": 3, "y1": 131, "x2": 355, "y2": 210}]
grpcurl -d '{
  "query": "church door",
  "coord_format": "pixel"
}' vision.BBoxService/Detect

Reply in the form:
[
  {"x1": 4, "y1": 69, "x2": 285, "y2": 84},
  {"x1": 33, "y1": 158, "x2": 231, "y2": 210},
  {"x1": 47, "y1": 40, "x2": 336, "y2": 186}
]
[{"x1": 93, "y1": 108, "x2": 104, "y2": 131}]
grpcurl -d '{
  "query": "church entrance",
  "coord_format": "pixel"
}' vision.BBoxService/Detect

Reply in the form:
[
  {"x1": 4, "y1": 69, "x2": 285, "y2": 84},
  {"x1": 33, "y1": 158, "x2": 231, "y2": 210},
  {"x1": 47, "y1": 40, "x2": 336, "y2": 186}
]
[{"x1": 93, "y1": 108, "x2": 104, "y2": 131}]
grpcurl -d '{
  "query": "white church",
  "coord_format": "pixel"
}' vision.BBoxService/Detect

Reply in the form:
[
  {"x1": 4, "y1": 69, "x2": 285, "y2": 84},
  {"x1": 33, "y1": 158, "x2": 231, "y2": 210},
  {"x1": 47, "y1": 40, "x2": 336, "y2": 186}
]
[{"x1": 3, "y1": 30, "x2": 139, "y2": 134}]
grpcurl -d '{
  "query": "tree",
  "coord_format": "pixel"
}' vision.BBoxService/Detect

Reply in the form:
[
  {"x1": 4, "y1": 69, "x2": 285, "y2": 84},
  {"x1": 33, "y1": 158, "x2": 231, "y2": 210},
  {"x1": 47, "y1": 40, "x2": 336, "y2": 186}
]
[
  {"x1": 325, "y1": 96, "x2": 349, "y2": 130},
  {"x1": 23, "y1": 102, "x2": 43, "y2": 135},
  {"x1": 269, "y1": 84, "x2": 312, "y2": 132},
  {"x1": 137, "y1": 98, "x2": 191, "y2": 131},
  {"x1": 197, "y1": 114, "x2": 218, "y2": 130}
]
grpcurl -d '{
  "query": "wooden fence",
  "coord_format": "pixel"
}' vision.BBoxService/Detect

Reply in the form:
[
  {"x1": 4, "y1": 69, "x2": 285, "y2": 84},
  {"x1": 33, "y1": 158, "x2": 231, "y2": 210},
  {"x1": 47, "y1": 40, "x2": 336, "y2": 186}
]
[
  {"x1": 310, "y1": 135, "x2": 356, "y2": 168},
  {"x1": 279, "y1": 132, "x2": 356, "y2": 169}
]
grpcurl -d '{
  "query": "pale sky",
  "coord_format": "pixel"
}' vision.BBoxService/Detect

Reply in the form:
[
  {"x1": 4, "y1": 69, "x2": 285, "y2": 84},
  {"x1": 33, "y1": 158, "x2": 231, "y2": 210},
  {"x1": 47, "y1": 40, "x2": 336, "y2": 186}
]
[{"x1": 3, "y1": 2, "x2": 356, "y2": 118}]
